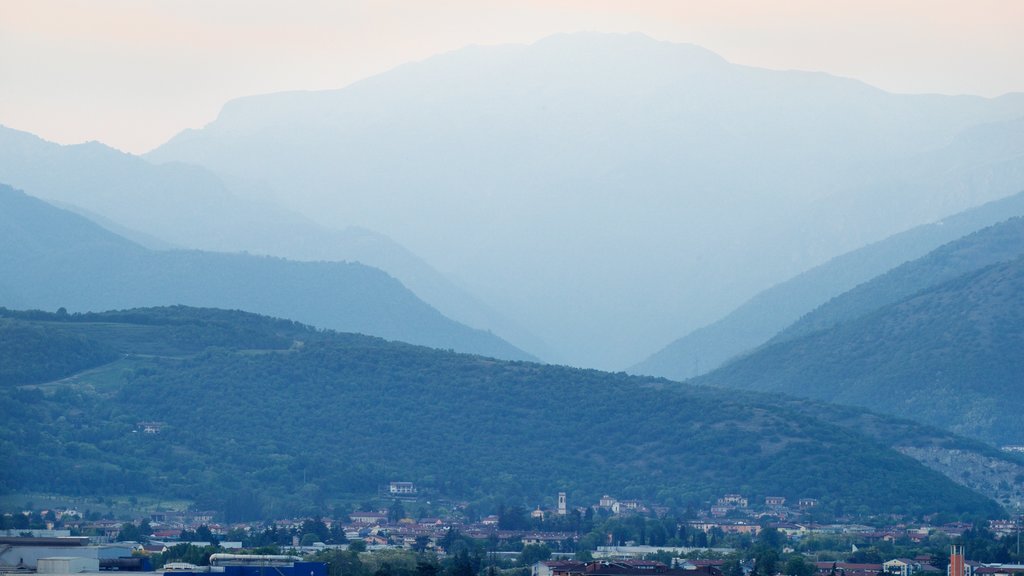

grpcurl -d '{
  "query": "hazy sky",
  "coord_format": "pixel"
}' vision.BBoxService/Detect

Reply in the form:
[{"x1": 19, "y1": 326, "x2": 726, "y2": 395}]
[{"x1": 2, "y1": 0, "x2": 1023, "y2": 154}]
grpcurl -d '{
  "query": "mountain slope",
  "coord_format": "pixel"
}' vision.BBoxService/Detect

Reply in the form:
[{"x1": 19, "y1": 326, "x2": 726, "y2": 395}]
[
  {"x1": 773, "y1": 216, "x2": 1024, "y2": 343},
  {"x1": 695, "y1": 254, "x2": 1024, "y2": 445},
  {"x1": 0, "y1": 305, "x2": 1009, "y2": 520},
  {"x1": 147, "y1": 32, "x2": 1024, "y2": 369},
  {"x1": 631, "y1": 192, "x2": 1024, "y2": 380},
  {"x1": 0, "y1": 125, "x2": 548, "y2": 358},
  {"x1": 0, "y1": 184, "x2": 533, "y2": 361}
]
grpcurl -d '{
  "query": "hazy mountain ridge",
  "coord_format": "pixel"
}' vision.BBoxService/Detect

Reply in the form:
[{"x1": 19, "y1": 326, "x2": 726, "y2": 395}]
[
  {"x1": 0, "y1": 184, "x2": 533, "y2": 361},
  {"x1": 147, "y1": 32, "x2": 1024, "y2": 369},
  {"x1": 694, "y1": 251, "x2": 1024, "y2": 445},
  {"x1": 773, "y1": 216, "x2": 1024, "y2": 344},
  {"x1": 631, "y1": 191, "x2": 1024, "y2": 380},
  {"x1": 0, "y1": 125, "x2": 548, "y2": 358},
  {"x1": 0, "y1": 304, "x2": 1007, "y2": 519}
]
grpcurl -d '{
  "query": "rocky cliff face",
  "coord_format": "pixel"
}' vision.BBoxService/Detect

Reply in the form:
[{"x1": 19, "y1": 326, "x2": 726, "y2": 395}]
[{"x1": 898, "y1": 446, "x2": 1024, "y2": 510}]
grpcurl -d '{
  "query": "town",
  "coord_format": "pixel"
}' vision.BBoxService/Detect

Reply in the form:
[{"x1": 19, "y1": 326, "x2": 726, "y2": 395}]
[{"x1": 2, "y1": 486, "x2": 1022, "y2": 576}]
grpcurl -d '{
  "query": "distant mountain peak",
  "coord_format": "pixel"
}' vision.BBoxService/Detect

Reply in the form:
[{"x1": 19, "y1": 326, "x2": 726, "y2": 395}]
[{"x1": 144, "y1": 33, "x2": 1024, "y2": 369}]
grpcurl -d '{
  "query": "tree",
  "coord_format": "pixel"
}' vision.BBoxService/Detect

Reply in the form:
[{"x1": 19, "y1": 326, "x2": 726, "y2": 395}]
[
  {"x1": 751, "y1": 548, "x2": 779, "y2": 576},
  {"x1": 417, "y1": 561, "x2": 439, "y2": 576},
  {"x1": 757, "y1": 527, "x2": 783, "y2": 551},
  {"x1": 302, "y1": 517, "x2": 331, "y2": 543},
  {"x1": 499, "y1": 505, "x2": 529, "y2": 531},
  {"x1": 389, "y1": 501, "x2": 407, "y2": 523},
  {"x1": 785, "y1": 556, "x2": 815, "y2": 576},
  {"x1": 520, "y1": 544, "x2": 552, "y2": 566},
  {"x1": 413, "y1": 536, "x2": 431, "y2": 553},
  {"x1": 446, "y1": 550, "x2": 475, "y2": 576},
  {"x1": 315, "y1": 549, "x2": 366, "y2": 576},
  {"x1": 195, "y1": 525, "x2": 218, "y2": 545},
  {"x1": 722, "y1": 559, "x2": 744, "y2": 576},
  {"x1": 118, "y1": 522, "x2": 149, "y2": 543}
]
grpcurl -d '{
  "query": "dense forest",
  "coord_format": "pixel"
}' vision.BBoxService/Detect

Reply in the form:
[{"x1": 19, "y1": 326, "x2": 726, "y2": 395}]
[{"x1": 0, "y1": 305, "x2": 1007, "y2": 521}]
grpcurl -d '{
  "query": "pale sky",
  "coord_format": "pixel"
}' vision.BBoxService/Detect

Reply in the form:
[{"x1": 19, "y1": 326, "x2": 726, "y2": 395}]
[{"x1": 2, "y1": 0, "x2": 1023, "y2": 154}]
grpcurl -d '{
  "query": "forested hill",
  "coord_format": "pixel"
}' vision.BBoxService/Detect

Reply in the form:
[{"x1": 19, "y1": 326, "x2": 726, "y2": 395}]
[
  {"x1": 772, "y1": 216, "x2": 1024, "y2": 344},
  {"x1": 695, "y1": 255, "x2": 1024, "y2": 445},
  {"x1": 0, "y1": 305, "x2": 1010, "y2": 521},
  {"x1": 0, "y1": 184, "x2": 533, "y2": 361},
  {"x1": 631, "y1": 193, "x2": 1024, "y2": 381}
]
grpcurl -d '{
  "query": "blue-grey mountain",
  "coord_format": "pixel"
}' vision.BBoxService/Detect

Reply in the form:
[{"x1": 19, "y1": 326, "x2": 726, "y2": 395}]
[
  {"x1": 147, "y1": 32, "x2": 1024, "y2": 369},
  {"x1": 0, "y1": 184, "x2": 532, "y2": 361},
  {"x1": 695, "y1": 218, "x2": 1024, "y2": 445},
  {"x1": 631, "y1": 192, "x2": 1024, "y2": 381},
  {"x1": 0, "y1": 125, "x2": 548, "y2": 358}
]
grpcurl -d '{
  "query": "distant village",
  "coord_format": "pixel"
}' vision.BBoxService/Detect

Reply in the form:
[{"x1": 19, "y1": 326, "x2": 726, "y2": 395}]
[{"x1": 2, "y1": 483, "x2": 1023, "y2": 576}]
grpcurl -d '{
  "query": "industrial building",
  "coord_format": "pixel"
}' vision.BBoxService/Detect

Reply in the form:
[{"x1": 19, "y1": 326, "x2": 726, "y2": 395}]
[
  {"x1": 0, "y1": 537, "x2": 135, "y2": 572},
  {"x1": 0, "y1": 539, "x2": 325, "y2": 576}
]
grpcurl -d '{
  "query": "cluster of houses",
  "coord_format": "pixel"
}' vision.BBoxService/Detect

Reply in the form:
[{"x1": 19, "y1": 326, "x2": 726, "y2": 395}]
[
  {"x1": 533, "y1": 559, "x2": 725, "y2": 576},
  {"x1": 6, "y1": 490, "x2": 1022, "y2": 572},
  {"x1": 528, "y1": 557, "x2": 1024, "y2": 576}
]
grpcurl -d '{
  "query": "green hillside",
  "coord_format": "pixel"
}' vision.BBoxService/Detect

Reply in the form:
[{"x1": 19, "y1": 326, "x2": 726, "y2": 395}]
[
  {"x1": 0, "y1": 306, "x2": 1006, "y2": 521},
  {"x1": 696, "y1": 255, "x2": 1024, "y2": 445},
  {"x1": 772, "y1": 217, "x2": 1024, "y2": 344},
  {"x1": 0, "y1": 184, "x2": 533, "y2": 361},
  {"x1": 631, "y1": 194, "x2": 1024, "y2": 381}
]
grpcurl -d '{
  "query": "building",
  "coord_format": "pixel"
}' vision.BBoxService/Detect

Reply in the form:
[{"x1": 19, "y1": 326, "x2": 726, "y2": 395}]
[
  {"x1": 815, "y1": 562, "x2": 884, "y2": 576},
  {"x1": 886, "y1": 558, "x2": 925, "y2": 576},
  {"x1": 389, "y1": 482, "x2": 416, "y2": 495},
  {"x1": 974, "y1": 566, "x2": 1024, "y2": 576},
  {"x1": 533, "y1": 560, "x2": 587, "y2": 576},
  {"x1": 0, "y1": 537, "x2": 132, "y2": 570},
  {"x1": 718, "y1": 495, "x2": 748, "y2": 508},
  {"x1": 166, "y1": 555, "x2": 327, "y2": 576},
  {"x1": 349, "y1": 511, "x2": 388, "y2": 524}
]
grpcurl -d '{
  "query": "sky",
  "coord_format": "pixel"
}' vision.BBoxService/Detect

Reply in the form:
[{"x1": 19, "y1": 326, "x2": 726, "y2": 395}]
[{"x1": 2, "y1": 0, "x2": 1023, "y2": 154}]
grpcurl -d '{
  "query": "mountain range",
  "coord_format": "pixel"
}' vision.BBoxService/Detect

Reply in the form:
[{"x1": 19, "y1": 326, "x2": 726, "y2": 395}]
[
  {"x1": 0, "y1": 125, "x2": 549, "y2": 358},
  {"x1": 146, "y1": 32, "x2": 1024, "y2": 369},
  {"x1": 631, "y1": 191, "x2": 1024, "y2": 380},
  {"x1": 3, "y1": 28, "x2": 1024, "y2": 532},
  {"x1": 0, "y1": 184, "x2": 532, "y2": 361},
  {"x1": 694, "y1": 217, "x2": 1024, "y2": 445}
]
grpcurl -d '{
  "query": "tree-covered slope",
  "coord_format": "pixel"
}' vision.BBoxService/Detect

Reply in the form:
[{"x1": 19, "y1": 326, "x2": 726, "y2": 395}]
[
  {"x1": 772, "y1": 216, "x2": 1024, "y2": 344},
  {"x1": 631, "y1": 194, "x2": 1024, "y2": 381},
  {"x1": 0, "y1": 306, "x2": 1007, "y2": 521},
  {"x1": 0, "y1": 184, "x2": 533, "y2": 361},
  {"x1": 0, "y1": 317, "x2": 118, "y2": 386},
  {"x1": 696, "y1": 255, "x2": 1024, "y2": 445}
]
